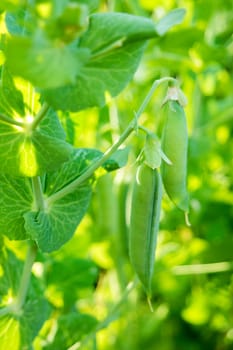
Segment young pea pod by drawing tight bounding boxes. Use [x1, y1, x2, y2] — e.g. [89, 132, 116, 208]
[161, 99, 189, 212]
[129, 164, 162, 295]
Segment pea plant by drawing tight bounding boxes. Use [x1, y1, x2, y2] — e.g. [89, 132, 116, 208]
[0, 1, 188, 349]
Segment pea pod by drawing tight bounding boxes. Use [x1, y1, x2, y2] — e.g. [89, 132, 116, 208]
[129, 164, 162, 295]
[161, 99, 189, 212]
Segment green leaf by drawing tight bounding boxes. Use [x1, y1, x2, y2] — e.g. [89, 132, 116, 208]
[19, 296, 50, 348]
[39, 108, 67, 140]
[6, 31, 91, 89]
[0, 297, 50, 350]
[44, 312, 97, 350]
[0, 66, 25, 116]
[0, 249, 22, 301]
[0, 147, 124, 244]
[156, 8, 186, 36]
[44, 148, 127, 196]
[42, 12, 158, 111]
[103, 147, 130, 171]
[79, 12, 157, 50]
[24, 149, 97, 252]
[0, 176, 33, 240]
[75, 0, 99, 12]
[0, 248, 50, 349]
[0, 108, 72, 176]
[46, 257, 99, 289]
[24, 185, 92, 252]
[0, 1, 20, 12]
[44, 148, 99, 195]
[5, 7, 35, 36]
[23, 146, 128, 252]
[39, 0, 98, 21]
[0, 316, 21, 350]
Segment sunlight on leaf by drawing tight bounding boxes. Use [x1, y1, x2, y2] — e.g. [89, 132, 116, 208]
[19, 140, 38, 177]
[0, 316, 21, 350]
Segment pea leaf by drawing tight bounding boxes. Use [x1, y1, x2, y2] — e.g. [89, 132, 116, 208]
[104, 147, 130, 171]
[0, 108, 72, 176]
[0, 1, 19, 12]
[44, 148, 99, 196]
[0, 147, 125, 244]
[44, 312, 97, 350]
[42, 12, 158, 111]
[0, 316, 21, 350]
[0, 249, 22, 300]
[46, 257, 99, 289]
[0, 175, 33, 240]
[24, 185, 92, 252]
[6, 32, 91, 89]
[0, 297, 50, 350]
[44, 148, 128, 196]
[5, 10, 186, 112]
[155, 8, 186, 36]
[0, 66, 25, 116]
[23, 146, 128, 252]
[5, 6, 36, 36]
[0, 248, 50, 350]
[23, 149, 96, 252]
[76, 0, 99, 12]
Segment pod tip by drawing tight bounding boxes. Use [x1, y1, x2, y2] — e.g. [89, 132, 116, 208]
[147, 295, 154, 313]
[185, 211, 191, 227]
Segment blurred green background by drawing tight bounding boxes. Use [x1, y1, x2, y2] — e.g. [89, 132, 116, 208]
[5, 0, 232, 348]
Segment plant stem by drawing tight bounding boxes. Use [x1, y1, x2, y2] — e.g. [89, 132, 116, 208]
[15, 241, 38, 311]
[138, 124, 152, 135]
[0, 305, 13, 317]
[0, 241, 38, 317]
[47, 120, 135, 205]
[0, 181, 43, 318]
[67, 280, 137, 350]
[12, 177, 44, 311]
[31, 102, 50, 130]
[0, 112, 24, 127]
[172, 261, 233, 275]
[47, 77, 178, 205]
[135, 77, 177, 117]
[31, 176, 45, 211]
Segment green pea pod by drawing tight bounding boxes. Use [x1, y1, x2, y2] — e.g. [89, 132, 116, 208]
[161, 99, 189, 212]
[129, 164, 162, 295]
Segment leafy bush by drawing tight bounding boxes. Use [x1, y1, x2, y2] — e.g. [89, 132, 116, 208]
[0, 1, 232, 349]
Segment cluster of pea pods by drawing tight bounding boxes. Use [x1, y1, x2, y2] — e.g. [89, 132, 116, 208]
[129, 86, 189, 298]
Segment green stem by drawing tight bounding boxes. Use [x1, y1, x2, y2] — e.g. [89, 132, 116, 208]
[0, 305, 13, 317]
[135, 77, 177, 117]
[31, 102, 50, 130]
[0, 241, 38, 317]
[47, 120, 135, 205]
[31, 176, 45, 211]
[0, 112, 24, 127]
[172, 261, 233, 275]
[0, 177, 43, 317]
[14, 241, 38, 311]
[47, 77, 178, 205]
[12, 177, 44, 312]
[138, 125, 152, 135]
[67, 280, 137, 350]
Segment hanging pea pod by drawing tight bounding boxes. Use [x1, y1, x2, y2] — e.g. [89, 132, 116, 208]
[129, 163, 162, 295]
[160, 97, 189, 213]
